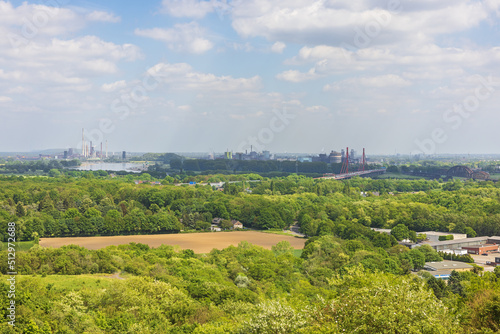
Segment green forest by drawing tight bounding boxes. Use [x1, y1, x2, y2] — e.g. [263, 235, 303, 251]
[1, 172, 500, 333]
[1, 172, 500, 240]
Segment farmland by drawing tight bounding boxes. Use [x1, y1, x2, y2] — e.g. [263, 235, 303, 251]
[40, 231, 306, 253]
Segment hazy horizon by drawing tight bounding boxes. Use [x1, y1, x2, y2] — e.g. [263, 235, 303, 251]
[3, 148, 500, 158]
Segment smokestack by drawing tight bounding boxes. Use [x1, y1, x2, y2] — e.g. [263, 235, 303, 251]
[82, 129, 84, 156]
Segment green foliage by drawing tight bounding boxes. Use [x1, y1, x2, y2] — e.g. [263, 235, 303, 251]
[464, 289, 500, 332]
[438, 252, 474, 263]
[327, 267, 455, 333]
[48, 169, 61, 178]
[240, 300, 307, 334]
[2, 172, 500, 332]
[414, 244, 442, 262]
[272, 241, 295, 256]
[424, 274, 450, 299]
[391, 224, 410, 241]
[0, 236, 497, 333]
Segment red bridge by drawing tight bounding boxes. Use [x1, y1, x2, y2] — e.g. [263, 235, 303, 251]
[315, 147, 386, 180]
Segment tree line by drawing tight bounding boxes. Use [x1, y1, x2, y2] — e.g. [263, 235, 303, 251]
[2, 174, 500, 241]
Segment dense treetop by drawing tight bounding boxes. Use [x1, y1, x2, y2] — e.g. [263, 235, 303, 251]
[1, 172, 500, 332]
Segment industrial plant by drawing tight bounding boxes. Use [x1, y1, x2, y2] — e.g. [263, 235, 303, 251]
[81, 128, 108, 160]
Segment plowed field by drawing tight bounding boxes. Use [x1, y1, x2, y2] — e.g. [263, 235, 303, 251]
[40, 231, 306, 253]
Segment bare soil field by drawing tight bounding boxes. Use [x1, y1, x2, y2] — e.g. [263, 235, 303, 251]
[39, 231, 306, 253]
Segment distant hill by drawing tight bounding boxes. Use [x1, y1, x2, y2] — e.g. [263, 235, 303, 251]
[0, 149, 68, 157]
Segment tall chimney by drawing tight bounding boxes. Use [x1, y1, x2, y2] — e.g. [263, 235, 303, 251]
[82, 129, 84, 156]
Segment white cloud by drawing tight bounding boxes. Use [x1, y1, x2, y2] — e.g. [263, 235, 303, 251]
[178, 105, 192, 111]
[229, 0, 496, 47]
[286, 45, 350, 65]
[135, 22, 213, 54]
[0, 3, 144, 129]
[0, 1, 123, 47]
[0, 96, 12, 102]
[271, 41, 286, 53]
[281, 43, 500, 86]
[0, 1, 83, 38]
[161, 0, 221, 18]
[306, 105, 328, 113]
[0, 1, 141, 92]
[276, 69, 318, 83]
[0, 36, 141, 86]
[85, 10, 121, 23]
[354, 75, 411, 88]
[101, 80, 127, 92]
[147, 62, 261, 92]
[324, 75, 411, 92]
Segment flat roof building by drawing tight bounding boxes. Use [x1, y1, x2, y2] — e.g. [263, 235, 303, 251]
[423, 261, 474, 279]
[424, 260, 474, 271]
[462, 244, 499, 255]
[422, 231, 467, 242]
[425, 237, 490, 251]
[441, 249, 468, 255]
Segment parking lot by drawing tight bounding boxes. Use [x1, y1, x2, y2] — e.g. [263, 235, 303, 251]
[470, 252, 499, 272]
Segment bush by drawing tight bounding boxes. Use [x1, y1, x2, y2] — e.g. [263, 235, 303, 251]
[438, 252, 474, 263]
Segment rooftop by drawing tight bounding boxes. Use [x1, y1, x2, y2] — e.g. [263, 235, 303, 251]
[424, 260, 473, 271]
[422, 231, 467, 237]
[425, 236, 489, 247]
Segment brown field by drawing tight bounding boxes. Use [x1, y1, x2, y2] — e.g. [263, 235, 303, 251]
[39, 231, 306, 253]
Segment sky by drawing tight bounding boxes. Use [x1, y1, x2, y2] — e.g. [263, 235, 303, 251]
[1, 0, 500, 155]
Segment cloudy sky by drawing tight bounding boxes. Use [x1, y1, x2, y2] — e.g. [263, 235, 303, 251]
[1, 0, 500, 154]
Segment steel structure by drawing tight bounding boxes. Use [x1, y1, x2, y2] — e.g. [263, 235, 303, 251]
[360, 148, 366, 172]
[340, 147, 367, 174]
[447, 165, 473, 178]
[472, 171, 490, 180]
[340, 147, 349, 174]
[446, 165, 490, 180]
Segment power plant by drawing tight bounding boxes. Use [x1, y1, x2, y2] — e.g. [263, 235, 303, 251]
[81, 128, 110, 159]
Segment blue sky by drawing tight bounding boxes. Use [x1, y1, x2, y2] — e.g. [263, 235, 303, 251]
[1, 0, 500, 155]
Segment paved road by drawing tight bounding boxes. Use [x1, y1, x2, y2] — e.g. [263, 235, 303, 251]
[289, 223, 306, 237]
